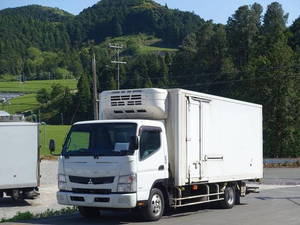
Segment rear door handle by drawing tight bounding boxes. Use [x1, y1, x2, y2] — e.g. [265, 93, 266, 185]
[158, 165, 164, 170]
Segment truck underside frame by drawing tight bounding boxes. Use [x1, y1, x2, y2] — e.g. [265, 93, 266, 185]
[171, 183, 235, 208]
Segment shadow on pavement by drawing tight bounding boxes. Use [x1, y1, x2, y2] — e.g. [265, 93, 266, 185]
[8, 202, 249, 225]
[0, 198, 31, 208]
[255, 196, 300, 206]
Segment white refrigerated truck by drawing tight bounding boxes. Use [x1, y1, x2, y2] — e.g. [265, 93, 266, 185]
[51, 88, 263, 221]
[0, 122, 40, 200]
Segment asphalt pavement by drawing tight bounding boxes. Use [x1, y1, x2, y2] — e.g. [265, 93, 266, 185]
[0, 160, 64, 219]
[0, 162, 299, 225]
[3, 186, 300, 225]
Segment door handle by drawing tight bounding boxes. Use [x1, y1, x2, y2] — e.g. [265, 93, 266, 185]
[158, 165, 164, 170]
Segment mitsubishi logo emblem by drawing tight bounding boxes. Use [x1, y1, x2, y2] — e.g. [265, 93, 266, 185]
[88, 179, 93, 184]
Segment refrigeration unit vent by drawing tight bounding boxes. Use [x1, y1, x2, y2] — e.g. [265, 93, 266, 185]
[100, 88, 168, 120]
[110, 94, 142, 107]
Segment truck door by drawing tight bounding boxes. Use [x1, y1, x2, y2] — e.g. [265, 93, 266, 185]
[186, 97, 201, 182]
[136, 126, 167, 201]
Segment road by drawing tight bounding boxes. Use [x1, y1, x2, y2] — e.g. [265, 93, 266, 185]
[3, 186, 300, 225]
[0, 160, 64, 219]
[0, 162, 299, 225]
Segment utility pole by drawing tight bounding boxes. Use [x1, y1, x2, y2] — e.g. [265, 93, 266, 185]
[92, 53, 99, 120]
[109, 43, 127, 90]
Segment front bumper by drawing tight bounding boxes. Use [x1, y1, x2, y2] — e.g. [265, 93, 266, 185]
[57, 191, 137, 208]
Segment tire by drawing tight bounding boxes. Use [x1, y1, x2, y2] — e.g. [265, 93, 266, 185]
[221, 186, 235, 209]
[141, 188, 165, 221]
[78, 206, 100, 218]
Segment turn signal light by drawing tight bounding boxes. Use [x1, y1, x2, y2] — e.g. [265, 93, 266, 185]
[192, 185, 198, 190]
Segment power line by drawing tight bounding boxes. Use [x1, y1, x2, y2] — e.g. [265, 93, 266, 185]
[97, 64, 300, 85]
[98, 72, 300, 86]
[109, 43, 127, 90]
[169, 74, 300, 89]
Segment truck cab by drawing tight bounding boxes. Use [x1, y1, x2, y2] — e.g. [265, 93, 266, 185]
[56, 119, 168, 215]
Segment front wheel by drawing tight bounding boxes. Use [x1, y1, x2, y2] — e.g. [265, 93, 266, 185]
[141, 188, 165, 221]
[78, 206, 100, 218]
[221, 186, 236, 209]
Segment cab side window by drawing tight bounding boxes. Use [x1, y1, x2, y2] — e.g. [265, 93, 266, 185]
[139, 129, 161, 160]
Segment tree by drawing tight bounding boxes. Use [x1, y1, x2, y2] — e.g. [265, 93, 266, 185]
[76, 73, 93, 120]
[289, 17, 300, 49]
[112, 19, 123, 37]
[36, 88, 50, 104]
[250, 2, 299, 157]
[50, 83, 64, 99]
[226, 3, 262, 69]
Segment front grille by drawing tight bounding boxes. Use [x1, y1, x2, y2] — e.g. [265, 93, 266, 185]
[70, 196, 84, 202]
[72, 188, 111, 194]
[69, 176, 114, 184]
[95, 197, 110, 202]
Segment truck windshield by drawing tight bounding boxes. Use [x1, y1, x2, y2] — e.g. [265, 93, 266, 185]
[62, 123, 137, 157]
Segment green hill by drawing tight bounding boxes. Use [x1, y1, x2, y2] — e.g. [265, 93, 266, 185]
[0, 0, 203, 80]
[75, 0, 204, 45]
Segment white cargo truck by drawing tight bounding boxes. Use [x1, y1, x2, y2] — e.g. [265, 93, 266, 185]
[0, 122, 40, 200]
[51, 88, 263, 221]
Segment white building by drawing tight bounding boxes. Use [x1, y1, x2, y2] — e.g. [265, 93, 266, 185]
[0, 111, 24, 122]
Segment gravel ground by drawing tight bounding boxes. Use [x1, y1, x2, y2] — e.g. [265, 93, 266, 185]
[0, 161, 299, 220]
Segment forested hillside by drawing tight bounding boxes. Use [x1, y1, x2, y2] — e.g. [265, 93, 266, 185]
[0, 0, 299, 157]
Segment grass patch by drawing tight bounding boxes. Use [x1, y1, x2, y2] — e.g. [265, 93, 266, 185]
[101, 34, 178, 55]
[139, 45, 178, 54]
[39, 125, 71, 156]
[3, 94, 38, 114]
[0, 79, 77, 93]
[0, 207, 77, 223]
[264, 160, 300, 168]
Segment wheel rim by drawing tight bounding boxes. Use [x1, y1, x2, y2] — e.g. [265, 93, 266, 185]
[150, 193, 162, 217]
[226, 188, 234, 205]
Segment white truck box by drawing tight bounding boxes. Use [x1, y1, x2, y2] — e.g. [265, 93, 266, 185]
[166, 89, 263, 186]
[0, 122, 39, 191]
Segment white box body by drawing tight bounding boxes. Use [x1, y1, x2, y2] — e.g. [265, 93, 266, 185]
[166, 89, 263, 186]
[0, 122, 39, 189]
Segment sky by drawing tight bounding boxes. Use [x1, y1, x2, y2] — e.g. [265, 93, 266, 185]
[0, 0, 299, 25]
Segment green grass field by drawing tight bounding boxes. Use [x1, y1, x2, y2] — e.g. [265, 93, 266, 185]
[39, 125, 71, 156]
[139, 45, 178, 54]
[102, 34, 178, 55]
[0, 79, 77, 93]
[0, 79, 78, 114]
[3, 94, 38, 114]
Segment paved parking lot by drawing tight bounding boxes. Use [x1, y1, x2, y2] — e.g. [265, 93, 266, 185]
[3, 186, 300, 225]
[0, 161, 299, 223]
[0, 160, 63, 219]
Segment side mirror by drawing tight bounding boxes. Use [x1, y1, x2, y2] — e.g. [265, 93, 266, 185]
[129, 136, 139, 151]
[49, 139, 56, 153]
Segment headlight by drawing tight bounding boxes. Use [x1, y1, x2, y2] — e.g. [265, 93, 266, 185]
[117, 174, 136, 193]
[58, 174, 68, 191]
[58, 174, 67, 182]
[58, 181, 68, 191]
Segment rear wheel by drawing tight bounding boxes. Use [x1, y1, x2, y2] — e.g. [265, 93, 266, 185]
[141, 188, 165, 221]
[78, 206, 100, 218]
[221, 186, 235, 209]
